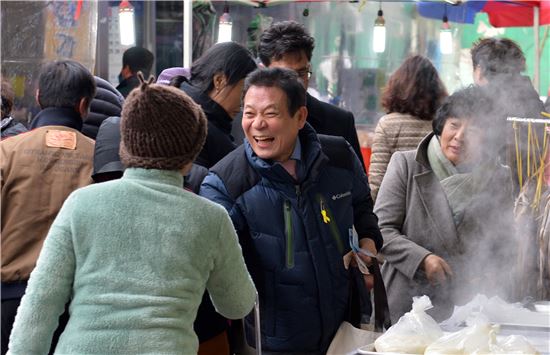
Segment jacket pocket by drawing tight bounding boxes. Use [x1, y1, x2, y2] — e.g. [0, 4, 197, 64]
[283, 200, 294, 269]
[318, 194, 345, 254]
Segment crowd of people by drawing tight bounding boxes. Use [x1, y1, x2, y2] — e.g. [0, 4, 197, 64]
[1, 20, 548, 355]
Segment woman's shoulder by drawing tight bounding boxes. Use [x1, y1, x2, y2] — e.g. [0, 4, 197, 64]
[378, 112, 421, 124]
[185, 191, 232, 219]
[377, 113, 431, 134]
[387, 148, 427, 176]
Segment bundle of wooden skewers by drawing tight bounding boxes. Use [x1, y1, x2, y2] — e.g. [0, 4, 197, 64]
[510, 111, 550, 300]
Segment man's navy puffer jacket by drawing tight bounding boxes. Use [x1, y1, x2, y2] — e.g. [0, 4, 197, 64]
[200, 123, 382, 353]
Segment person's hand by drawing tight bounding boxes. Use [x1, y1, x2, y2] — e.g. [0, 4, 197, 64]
[422, 254, 453, 286]
[358, 238, 378, 266]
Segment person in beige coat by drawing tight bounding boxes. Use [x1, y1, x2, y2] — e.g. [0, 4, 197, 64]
[375, 86, 517, 324]
[1, 60, 96, 354]
[369, 55, 447, 201]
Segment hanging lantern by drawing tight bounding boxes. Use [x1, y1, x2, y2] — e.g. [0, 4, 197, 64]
[372, 6, 386, 53]
[119, 0, 135, 46]
[217, 4, 232, 43]
[440, 15, 453, 54]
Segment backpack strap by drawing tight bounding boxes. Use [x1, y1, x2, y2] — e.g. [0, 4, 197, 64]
[210, 145, 260, 201]
[317, 134, 355, 171]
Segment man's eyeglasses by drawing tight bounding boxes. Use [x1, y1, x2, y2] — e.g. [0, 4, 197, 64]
[296, 67, 312, 79]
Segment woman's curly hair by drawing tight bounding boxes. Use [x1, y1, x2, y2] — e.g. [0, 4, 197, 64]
[381, 55, 448, 121]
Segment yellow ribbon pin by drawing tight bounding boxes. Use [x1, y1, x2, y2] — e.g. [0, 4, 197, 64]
[321, 209, 331, 224]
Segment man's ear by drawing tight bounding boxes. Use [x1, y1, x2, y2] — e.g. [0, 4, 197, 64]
[296, 106, 308, 129]
[77, 97, 91, 119]
[473, 66, 487, 85]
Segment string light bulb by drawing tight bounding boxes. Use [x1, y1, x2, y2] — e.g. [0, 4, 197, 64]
[440, 15, 453, 54]
[217, 3, 232, 43]
[372, 2, 386, 53]
[119, 0, 135, 46]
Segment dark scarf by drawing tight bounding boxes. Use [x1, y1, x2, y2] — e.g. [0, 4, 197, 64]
[30, 107, 83, 132]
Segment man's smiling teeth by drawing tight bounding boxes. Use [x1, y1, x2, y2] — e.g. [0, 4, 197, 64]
[254, 136, 274, 142]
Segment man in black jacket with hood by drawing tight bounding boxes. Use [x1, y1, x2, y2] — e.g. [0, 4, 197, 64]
[256, 21, 365, 170]
[471, 38, 545, 191]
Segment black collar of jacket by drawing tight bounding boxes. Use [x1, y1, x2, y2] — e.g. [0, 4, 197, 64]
[117, 75, 140, 89]
[180, 82, 233, 135]
[30, 107, 83, 131]
[305, 92, 324, 130]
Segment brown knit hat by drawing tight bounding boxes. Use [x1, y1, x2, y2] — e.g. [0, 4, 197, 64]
[119, 73, 207, 170]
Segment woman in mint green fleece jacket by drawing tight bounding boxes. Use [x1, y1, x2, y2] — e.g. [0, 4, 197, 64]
[8, 77, 257, 354]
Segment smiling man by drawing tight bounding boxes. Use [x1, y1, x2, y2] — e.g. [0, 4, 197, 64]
[200, 68, 382, 355]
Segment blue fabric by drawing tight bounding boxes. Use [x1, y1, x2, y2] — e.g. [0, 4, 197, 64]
[1, 282, 27, 300]
[274, 138, 303, 181]
[200, 123, 380, 353]
[417, 1, 486, 23]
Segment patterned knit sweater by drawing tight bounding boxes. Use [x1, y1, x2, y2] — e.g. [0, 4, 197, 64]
[368, 113, 433, 201]
[8, 168, 256, 355]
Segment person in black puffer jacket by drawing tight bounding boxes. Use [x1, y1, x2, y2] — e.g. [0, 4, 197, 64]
[83, 76, 124, 140]
[1, 78, 27, 139]
[471, 38, 545, 193]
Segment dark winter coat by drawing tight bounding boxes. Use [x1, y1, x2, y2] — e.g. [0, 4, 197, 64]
[375, 133, 516, 324]
[481, 74, 545, 191]
[200, 123, 382, 353]
[179, 82, 236, 169]
[92, 116, 124, 182]
[83, 77, 124, 139]
[116, 74, 140, 98]
[306, 93, 365, 169]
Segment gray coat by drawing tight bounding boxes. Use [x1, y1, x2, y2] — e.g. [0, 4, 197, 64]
[375, 133, 516, 324]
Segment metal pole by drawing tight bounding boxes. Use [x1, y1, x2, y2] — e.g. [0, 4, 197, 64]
[183, 0, 193, 68]
[534, 5, 540, 93]
[144, 1, 156, 73]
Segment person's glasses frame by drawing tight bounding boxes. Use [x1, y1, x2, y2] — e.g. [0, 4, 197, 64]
[296, 66, 313, 79]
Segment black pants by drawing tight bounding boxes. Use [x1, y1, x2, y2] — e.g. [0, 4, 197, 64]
[1, 298, 69, 355]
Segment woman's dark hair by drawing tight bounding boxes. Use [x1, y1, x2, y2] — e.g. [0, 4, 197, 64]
[433, 85, 493, 135]
[471, 38, 525, 80]
[381, 55, 448, 121]
[243, 68, 305, 117]
[187, 42, 257, 93]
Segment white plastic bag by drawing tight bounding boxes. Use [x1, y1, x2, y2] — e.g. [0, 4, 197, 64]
[424, 318, 498, 355]
[374, 295, 443, 354]
[490, 335, 540, 354]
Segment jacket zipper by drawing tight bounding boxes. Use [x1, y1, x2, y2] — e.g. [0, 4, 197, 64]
[295, 185, 301, 208]
[283, 200, 294, 269]
[318, 195, 344, 254]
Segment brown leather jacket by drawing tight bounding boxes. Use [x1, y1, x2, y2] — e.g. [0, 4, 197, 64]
[1, 125, 94, 282]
